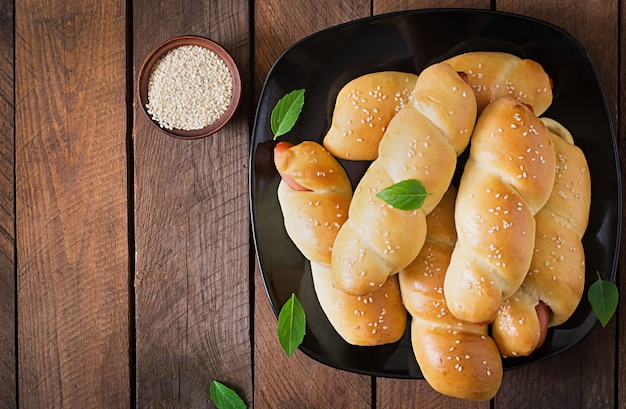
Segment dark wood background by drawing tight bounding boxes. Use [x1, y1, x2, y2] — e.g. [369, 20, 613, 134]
[0, 0, 622, 407]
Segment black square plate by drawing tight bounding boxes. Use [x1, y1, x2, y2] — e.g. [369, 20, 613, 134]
[250, 8, 621, 378]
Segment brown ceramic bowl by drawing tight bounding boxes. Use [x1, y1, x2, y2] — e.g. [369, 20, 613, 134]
[136, 35, 242, 139]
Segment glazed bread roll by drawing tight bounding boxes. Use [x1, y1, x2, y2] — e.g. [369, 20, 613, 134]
[443, 96, 556, 324]
[331, 62, 477, 296]
[311, 261, 407, 346]
[276, 141, 407, 346]
[443, 51, 553, 115]
[275, 141, 352, 265]
[492, 118, 591, 357]
[323, 71, 418, 161]
[399, 187, 503, 401]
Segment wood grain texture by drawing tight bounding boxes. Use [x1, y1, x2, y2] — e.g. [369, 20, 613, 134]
[253, 1, 371, 105]
[493, 1, 619, 408]
[252, 1, 374, 407]
[497, 0, 619, 127]
[1, 0, 620, 407]
[0, 1, 15, 408]
[254, 268, 372, 409]
[618, 1, 626, 408]
[374, 0, 490, 14]
[377, 378, 489, 409]
[14, 1, 129, 407]
[133, 0, 252, 407]
[497, 328, 615, 408]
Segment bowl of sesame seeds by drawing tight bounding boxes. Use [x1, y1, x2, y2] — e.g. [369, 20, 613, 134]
[137, 35, 241, 139]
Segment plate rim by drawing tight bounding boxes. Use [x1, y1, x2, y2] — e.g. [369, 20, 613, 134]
[249, 7, 622, 379]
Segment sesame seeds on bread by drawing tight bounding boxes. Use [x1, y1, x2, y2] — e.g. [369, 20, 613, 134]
[276, 141, 352, 265]
[443, 97, 556, 325]
[331, 63, 477, 297]
[311, 261, 407, 347]
[399, 187, 503, 401]
[491, 119, 591, 357]
[443, 51, 553, 116]
[322, 71, 418, 161]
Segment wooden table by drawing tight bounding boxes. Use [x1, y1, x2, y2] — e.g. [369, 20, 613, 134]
[1, 0, 623, 407]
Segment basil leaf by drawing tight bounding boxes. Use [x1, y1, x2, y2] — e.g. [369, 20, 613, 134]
[270, 89, 305, 140]
[277, 293, 306, 356]
[588, 271, 619, 327]
[376, 179, 431, 210]
[210, 380, 247, 409]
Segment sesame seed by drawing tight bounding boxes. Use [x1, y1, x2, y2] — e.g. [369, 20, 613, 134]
[146, 45, 233, 131]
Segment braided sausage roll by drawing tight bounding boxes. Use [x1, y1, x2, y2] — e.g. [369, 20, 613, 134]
[491, 118, 591, 357]
[443, 96, 556, 325]
[443, 51, 553, 115]
[275, 140, 352, 265]
[400, 187, 503, 401]
[275, 140, 407, 346]
[330, 62, 477, 296]
[323, 71, 418, 161]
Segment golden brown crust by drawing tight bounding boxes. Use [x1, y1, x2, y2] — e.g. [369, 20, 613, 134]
[331, 63, 477, 296]
[274, 140, 352, 195]
[322, 71, 418, 161]
[278, 182, 351, 265]
[492, 119, 591, 357]
[400, 187, 503, 400]
[443, 51, 553, 115]
[492, 289, 542, 357]
[443, 97, 556, 324]
[330, 160, 428, 295]
[276, 141, 352, 264]
[311, 262, 407, 346]
[377, 107, 458, 213]
[276, 141, 408, 346]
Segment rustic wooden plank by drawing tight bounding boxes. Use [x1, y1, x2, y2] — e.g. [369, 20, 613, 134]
[377, 379, 489, 409]
[620, 0, 626, 406]
[132, 1, 252, 407]
[499, 328, 615, 408]
[14, 1, 130, 407]
[254, 269, 372, 408]
[0, 1, 15, 408]
[493, 1, 619, 407]
[498, 0, 619, 126]
[374, 0, 491, 14]
[253, 1, 374, 407]
[253, 1, 371, 102]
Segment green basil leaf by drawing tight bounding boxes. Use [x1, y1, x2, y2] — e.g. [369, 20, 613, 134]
[270, 89, 305, 140]
[210, 380, 247, 409]
[375, 179, 431, 210]
[277, 293, 306, 356]
[588, 271, 619, 327]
